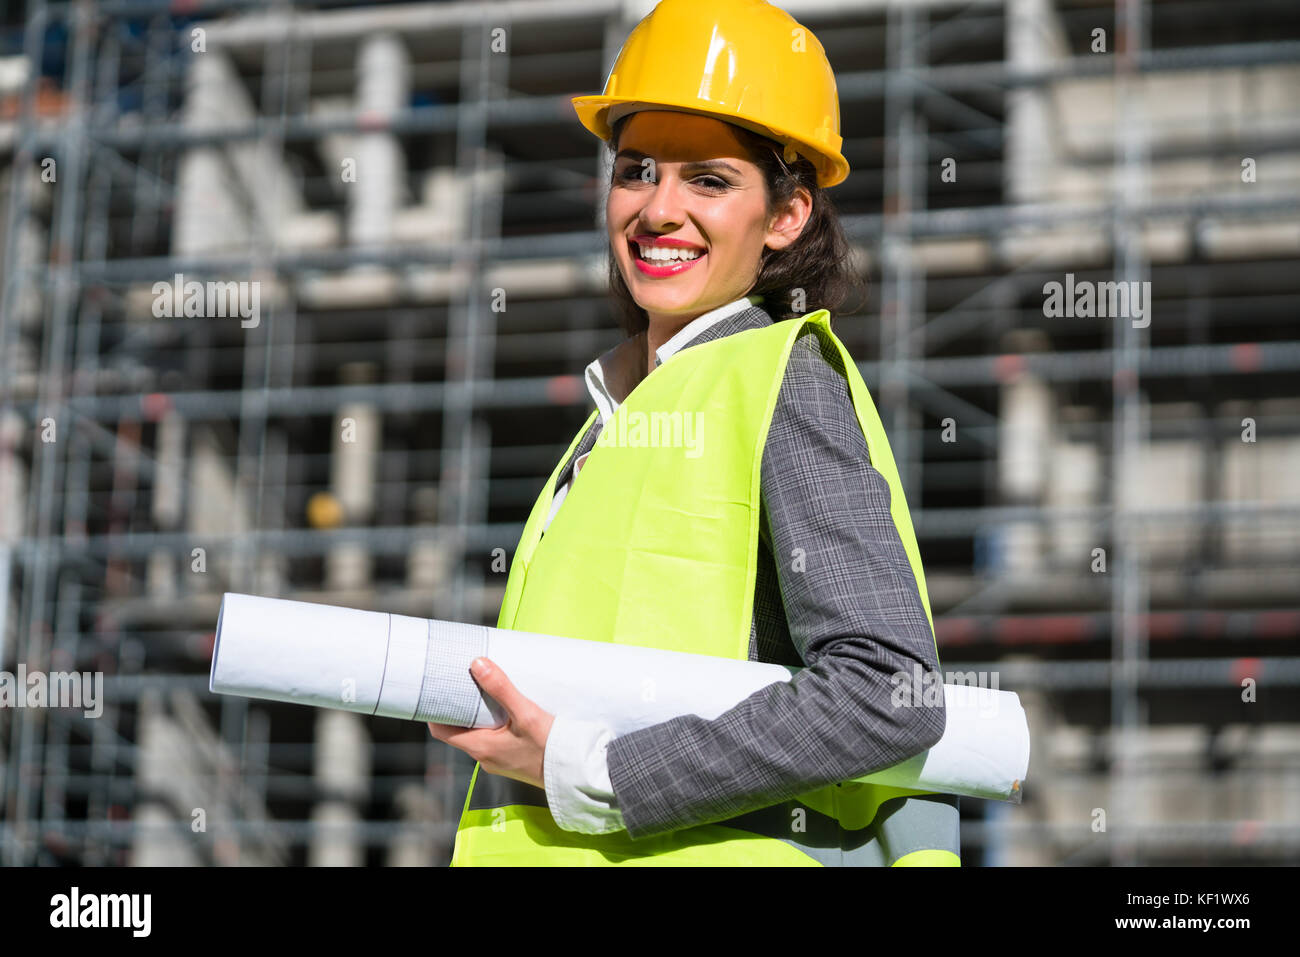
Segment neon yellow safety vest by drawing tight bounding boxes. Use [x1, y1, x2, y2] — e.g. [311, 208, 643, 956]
[451, 310, 959, 866]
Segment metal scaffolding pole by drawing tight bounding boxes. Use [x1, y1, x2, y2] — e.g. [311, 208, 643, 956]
[881, 0, 924, 523]
[6, 0, 96, 868]
[426, 14, 508, 861]
[1109, 0, 1152, 868]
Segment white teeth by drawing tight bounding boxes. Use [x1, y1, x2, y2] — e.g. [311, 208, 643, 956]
[637, 243, 703, 262]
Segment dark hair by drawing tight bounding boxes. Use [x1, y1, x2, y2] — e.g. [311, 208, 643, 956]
[604, 113, 866, 336]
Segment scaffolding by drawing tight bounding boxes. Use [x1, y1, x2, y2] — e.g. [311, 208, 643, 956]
[1, 0, 1298, 866]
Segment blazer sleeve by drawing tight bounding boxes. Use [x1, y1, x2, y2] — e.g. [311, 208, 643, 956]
[603, 329, 947, 839]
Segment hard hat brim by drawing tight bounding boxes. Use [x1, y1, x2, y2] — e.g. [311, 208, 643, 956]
[572, 94, 849, 189]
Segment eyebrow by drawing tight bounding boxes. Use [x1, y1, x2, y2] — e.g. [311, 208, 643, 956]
[614, 149, 743, 177]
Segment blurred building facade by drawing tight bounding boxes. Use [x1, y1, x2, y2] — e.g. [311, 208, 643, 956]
[0, 0, 1298, 866]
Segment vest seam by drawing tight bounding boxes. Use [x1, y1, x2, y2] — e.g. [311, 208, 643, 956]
[740, 312, 830, 660]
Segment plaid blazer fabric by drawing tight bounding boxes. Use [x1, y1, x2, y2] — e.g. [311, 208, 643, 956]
[544, 302, 948, 844]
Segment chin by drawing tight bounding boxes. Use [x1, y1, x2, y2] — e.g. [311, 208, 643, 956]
[626, 276, 701, 307]
[632, 292, 701, 316]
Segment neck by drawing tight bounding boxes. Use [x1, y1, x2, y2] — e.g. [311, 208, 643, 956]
[640, 294, 757, 375]
[644, 313, 690, 376]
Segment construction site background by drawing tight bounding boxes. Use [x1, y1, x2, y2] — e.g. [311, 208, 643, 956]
[1, 0, 1298, 866]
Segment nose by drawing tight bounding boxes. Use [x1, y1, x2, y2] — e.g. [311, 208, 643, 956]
[637, 166, 688, 233]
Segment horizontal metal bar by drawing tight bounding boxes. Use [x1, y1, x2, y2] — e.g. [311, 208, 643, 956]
[13, 40, 1299, 153]
[940, 657, 1300, 689]
[957, 820, 1300, 850]
[938, 610, 1300, 647]
[861, 341, 1300, 388]
[10, 192, 1298, 282]
[841, 40, 1300, 97]
[6, 499, 1300, 563]
[6, 339, 1300, 423]
[0, 818, 461, 843]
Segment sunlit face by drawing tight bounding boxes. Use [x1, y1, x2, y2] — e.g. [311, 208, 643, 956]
[607, 110, 809, 326]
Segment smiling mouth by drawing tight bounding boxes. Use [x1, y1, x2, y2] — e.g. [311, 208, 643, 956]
[628, 239, 707, 271]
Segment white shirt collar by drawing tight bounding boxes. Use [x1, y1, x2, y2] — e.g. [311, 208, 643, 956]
[584, 294, 763, 425]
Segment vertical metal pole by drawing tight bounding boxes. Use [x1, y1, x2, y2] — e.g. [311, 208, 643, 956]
[437, 18, 494, 626]
[8, 0, 94, 867]
[881, 2, 918, 513]
[0, 0, 50, 721]
[1109, 0, 1150, 867]
[220, 0, 301, 862]
[431, 10, 505, 863]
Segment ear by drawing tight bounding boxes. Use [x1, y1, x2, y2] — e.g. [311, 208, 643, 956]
[764, 185, 813, 253]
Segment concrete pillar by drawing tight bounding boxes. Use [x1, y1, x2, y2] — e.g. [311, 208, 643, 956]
[147, 409, 185, 600]
[326, 362, 380, 592]
[386, 783, 439, 866]
[131, 692, 203, 866]
[188, 427, 249, 588]
[1005, 0, 1070, 204]
[349, 33, 410, 251]
[1047, 407, 1100, 570]
[997, 332, 1054, 579]
[407, 485, 450, 590]
[1116, 403, 1204, 562]
[309, 709, 371, 867]
[0, 411, 27, 668]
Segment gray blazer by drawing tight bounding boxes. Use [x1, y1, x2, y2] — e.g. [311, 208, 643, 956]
[542, 302, 952, 858]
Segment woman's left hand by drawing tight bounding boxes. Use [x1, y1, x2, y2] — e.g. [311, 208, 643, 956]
[428, 657, 554, 791]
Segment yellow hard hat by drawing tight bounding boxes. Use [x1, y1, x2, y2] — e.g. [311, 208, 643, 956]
[571, 0, 849, 189]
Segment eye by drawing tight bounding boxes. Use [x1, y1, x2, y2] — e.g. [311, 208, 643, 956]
[693, 175, 729, 191]
[612, 167, 730, 191]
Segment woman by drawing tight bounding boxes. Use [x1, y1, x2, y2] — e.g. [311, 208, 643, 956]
[429, 0, 957, 866]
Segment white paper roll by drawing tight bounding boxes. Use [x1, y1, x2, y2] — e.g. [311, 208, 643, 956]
[210, 592, 1030, 802]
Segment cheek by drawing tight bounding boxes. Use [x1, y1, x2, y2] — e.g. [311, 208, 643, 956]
[699, 206, 766, 262]
[606, 192, 636, 231]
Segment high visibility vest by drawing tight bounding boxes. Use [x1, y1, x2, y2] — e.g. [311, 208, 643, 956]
[451, 310, 960, 866]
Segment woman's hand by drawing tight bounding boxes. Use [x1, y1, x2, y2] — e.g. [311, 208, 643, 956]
[427, 657, 554, 791]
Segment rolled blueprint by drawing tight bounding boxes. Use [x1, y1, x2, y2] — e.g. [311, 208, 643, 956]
[210, 592, 1030, 802]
